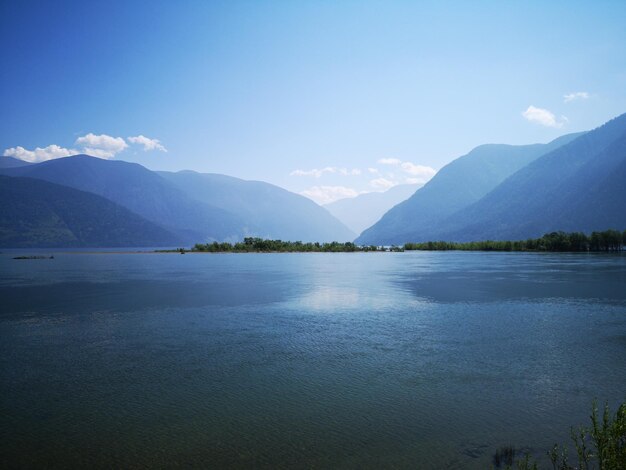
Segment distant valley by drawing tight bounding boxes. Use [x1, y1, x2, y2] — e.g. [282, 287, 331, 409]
[324, 184, 421, 236]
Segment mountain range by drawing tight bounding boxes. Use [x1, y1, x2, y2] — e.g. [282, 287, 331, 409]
[425, 113, 626, 241]
[2, 112, 625, 248]
[356, 132, 585, 245]
[0, 156, 354, 247]
[1, 155, 247, 244]
[0, 175, 179, 247]
[158, 170, 355, 242]
[0, 157, 32, 169]
[358, 113, 626, 244]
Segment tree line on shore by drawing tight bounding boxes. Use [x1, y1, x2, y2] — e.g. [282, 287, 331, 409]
[188, 230, 625, 253]
[192, 238, 402, 253]
[404, 230, 626, 252]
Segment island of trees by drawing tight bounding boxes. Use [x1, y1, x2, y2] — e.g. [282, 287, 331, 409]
[191, 238, 401, 253]
[184, 230, 625, 254]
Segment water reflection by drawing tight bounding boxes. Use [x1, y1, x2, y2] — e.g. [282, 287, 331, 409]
[395, 251, 626, 303]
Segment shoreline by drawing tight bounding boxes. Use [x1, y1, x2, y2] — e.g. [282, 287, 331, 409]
[3, 249, 625, 256]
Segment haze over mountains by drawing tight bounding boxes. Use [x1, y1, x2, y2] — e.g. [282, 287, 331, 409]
[425, 113, 626, 241]
[0, 156, 354, 247]
[324, 184, 422, 235]
[358, 113, 626, 245]
[356, 132, 585, 245]
[158, 171, 355, 242]
[1, 156, 247, 244]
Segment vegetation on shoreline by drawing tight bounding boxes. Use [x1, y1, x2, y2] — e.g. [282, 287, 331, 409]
[169, 230, 626, 254]
[405, 230, 626, 253]
[494, 401, 625, 469]
[191, 237, 403, 253]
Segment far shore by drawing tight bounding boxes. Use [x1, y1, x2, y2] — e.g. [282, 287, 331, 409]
[3, 229, 625, 255]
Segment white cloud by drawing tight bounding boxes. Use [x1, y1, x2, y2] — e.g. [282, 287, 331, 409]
[522, 106, 566, 128]
[563, 91, 589, 103]
[4, 132, 167, 162]
[300, 185, 361, 205]
[373, 158, 436, 184]
[75, 133, 128, 159]
[378, 157, 401, 165]
[400, 162, 436, 183]
[3, 144, 77, 163]
[128, 135, 167, 152]
[370, 177, 397, 190]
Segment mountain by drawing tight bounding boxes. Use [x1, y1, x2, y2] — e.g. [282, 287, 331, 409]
[0, 176, 180, 248]
[324, 184, 421, 236]
[0, 156, 32, 169]
[356, 132, 585, 245]
[158, 171, 356, 242]
[427, 113, 626, 241]
[0, 155, 247, 244]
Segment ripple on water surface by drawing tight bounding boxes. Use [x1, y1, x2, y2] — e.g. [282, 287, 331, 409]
[1, 251, 625, 469]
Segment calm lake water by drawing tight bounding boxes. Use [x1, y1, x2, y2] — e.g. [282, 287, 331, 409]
[1, 251, 625, 469]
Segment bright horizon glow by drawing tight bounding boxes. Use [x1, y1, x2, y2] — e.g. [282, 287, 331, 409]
[1, 1, 625, 204]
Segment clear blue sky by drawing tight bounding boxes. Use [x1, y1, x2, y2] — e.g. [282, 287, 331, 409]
[1, 1, 625, 203]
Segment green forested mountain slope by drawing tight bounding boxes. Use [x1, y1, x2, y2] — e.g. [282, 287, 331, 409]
[0, 176, 180, 247]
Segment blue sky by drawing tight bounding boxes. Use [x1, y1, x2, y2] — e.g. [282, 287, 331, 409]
[1, 1, 625, 203]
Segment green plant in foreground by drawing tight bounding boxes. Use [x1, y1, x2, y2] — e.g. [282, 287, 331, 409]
[589, 401, 626, 469]
[494, 401, 625, 470]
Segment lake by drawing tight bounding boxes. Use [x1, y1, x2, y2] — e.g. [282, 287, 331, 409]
[1, 251, 625, 469]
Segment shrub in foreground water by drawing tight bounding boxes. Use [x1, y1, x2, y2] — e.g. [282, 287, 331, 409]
[494, 401, 625, 470]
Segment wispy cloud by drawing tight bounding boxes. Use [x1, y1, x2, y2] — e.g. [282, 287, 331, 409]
[290, 167, 337, 178]
[522, 106, 567, 128]
[300, 185, 361, 205]
[370, 177, 396, 190]
[3, 144, 77, 163]
[128, 135, 167, 152]
[563, 91, 589, 103]
[291, 159, 435, 200]
[400, 162, 436, 181]
[290, 166, 361, 178]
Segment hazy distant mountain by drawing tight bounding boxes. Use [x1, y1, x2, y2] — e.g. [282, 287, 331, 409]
[324, 184, 421, 235]
[1, 155, 246, 243]
[356, 132, 584, 245]
[428, 113, 626, 241]
[158, 171, 356, 242]
[0, 156, 31, 169]
[0, 176, 180, 248]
